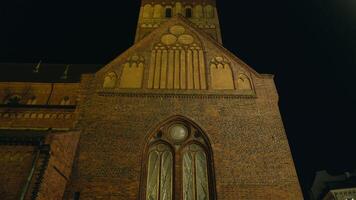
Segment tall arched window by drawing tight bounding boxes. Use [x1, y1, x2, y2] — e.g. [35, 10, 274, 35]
[183, 144, 209, 200]
[142, 117, 216, 200]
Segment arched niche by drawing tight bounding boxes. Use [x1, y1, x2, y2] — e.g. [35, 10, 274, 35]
[153, 4, 163, 18]
[237, 74, 252, 90]
[210, 57, 235, 90]
[204, 5, 214, 18]
[174, 2, 182, 15]
[141, 115, 216, 200]
[142, 4, 153, 18]
[194, 5, 203, 18]
[103, 72, 117, 89]
[119, 55, 145, 89]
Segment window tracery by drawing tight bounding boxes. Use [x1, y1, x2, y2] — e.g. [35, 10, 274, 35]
[183, 144, 209, 200]
[142, 117, 215, 200]
[146, 144, 173, 200]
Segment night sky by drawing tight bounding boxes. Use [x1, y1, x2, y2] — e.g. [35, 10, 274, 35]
[1, 0, 356, 198]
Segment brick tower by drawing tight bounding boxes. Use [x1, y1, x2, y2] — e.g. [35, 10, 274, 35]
[0, 0, 304, 199]
[135, 0, 222, 43]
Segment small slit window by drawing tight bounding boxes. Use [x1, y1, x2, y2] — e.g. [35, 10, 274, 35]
[185, 8, 192, 18]
[73, 192, 80, 200]
[165, 8, 172, 18]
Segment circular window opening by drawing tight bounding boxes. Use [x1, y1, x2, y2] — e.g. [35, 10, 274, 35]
[169, 124, 188, 143]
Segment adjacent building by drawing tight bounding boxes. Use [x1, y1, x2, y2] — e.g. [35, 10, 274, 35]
[311, 170, 356, 200]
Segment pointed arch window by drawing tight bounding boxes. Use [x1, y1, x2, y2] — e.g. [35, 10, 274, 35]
[143, 118, 216, 200]
[183, 144, 209, 200]
[146, 144, 173, 200]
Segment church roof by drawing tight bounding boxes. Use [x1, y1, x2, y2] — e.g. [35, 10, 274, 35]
[0, 63, 102, 83]
[0, 16, 268, 85]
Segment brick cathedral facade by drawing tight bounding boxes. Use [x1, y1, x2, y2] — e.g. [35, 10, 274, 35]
[0, 0, 303, 199]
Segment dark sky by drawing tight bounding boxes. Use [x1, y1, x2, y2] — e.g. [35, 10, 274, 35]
[1, 0, 356, 198]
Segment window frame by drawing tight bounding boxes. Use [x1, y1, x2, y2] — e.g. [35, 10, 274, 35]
[165, 7, 173, 18]
[140, 117, 216, 200]
[185, 7, 192, 18]
[146, 142, 174, 200]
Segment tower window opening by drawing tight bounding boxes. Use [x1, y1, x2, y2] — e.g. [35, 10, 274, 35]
[73, 192, 80, 200]
[185, 8, 192, 18]
[165, 8, 172, 18]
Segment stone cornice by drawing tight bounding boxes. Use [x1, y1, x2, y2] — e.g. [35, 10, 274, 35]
[97, 89, 257, 99]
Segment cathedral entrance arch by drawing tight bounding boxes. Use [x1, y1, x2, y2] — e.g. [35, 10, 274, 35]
[140, 116, 216, 200]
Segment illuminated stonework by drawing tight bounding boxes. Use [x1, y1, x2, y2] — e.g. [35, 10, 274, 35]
[136, 0, 222, 43]
[0, 0, 303, 199]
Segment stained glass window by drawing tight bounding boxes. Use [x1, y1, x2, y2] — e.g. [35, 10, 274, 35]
[146, 144, 173, 200]
[183, 144, 209, 200]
